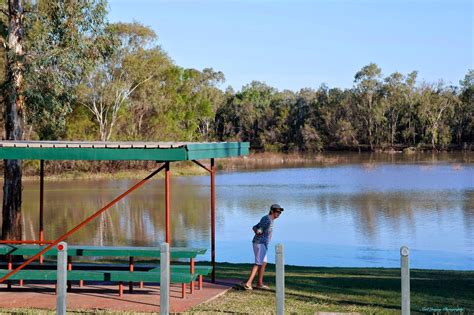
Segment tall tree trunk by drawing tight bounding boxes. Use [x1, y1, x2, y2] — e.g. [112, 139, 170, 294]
[2, 0, 24, 240]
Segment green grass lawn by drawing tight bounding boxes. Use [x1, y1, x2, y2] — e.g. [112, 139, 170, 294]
[191, 263, 474, 314]
[0, 263, 471, 314]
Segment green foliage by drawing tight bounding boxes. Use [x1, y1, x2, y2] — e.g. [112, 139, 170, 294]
[0, 3, 470, 151]
[65, 105, 98, 140]
[417, 82, 456, 149]
[23, 0, 109, 139]
[213, 65, 471, 152]
[454, 70, 474, 145]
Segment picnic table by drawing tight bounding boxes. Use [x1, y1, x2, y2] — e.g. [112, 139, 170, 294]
[0, 244, 211, 298]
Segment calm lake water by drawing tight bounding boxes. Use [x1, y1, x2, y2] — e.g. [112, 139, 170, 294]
[6, 152, 474, 270]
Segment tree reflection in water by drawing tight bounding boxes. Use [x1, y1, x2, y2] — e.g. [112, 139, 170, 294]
[2, 152, 473, 268]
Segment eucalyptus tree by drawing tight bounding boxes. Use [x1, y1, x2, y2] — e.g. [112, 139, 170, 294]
[398, 71, 419, 145]
[0, 0, 109, 239]
[214, 86, 239, 141]
[287, 88, 316, 150]
[228, 81, 276, 148]
[418, 82, 456, 149]
[24, 0, 109, 139]
[320, 88, 358, 148]
[353, 63, 384, 150]
[79, 22, 160, 141]
[260, 89, 294, 151]
[454, 70, 474, 144]
[300, 85, 329, 152]
[173, 67, 225, 141]
[195, 68, 225, 140]
[115, 47, 176, 140]
[1, 0, 24, 240]
[381, 71, 419, 146]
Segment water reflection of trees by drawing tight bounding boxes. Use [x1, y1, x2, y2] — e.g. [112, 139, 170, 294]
[462, 190, 474, 248]
[291, 191, 465, 242]
[16, 179, 212, 248]
[4, 172, 473, 250]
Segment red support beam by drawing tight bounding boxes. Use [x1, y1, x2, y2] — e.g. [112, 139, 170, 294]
[39, 160, 44, 264]
[0, 164, 166, 284]
[165, 162, 171, 244]
[211, 158, 216, 283]
[192, 160, 211, 173]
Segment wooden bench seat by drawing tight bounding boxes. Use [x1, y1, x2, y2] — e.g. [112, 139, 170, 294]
[0, 269, 196, 296]
[151, 265, 212, 276]
[0, 245, 206, 259]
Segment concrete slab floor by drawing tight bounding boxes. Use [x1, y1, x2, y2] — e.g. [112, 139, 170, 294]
[0, 279, 240, 313]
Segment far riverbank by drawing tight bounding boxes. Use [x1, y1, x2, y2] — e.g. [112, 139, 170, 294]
[14, 150, 474, 181]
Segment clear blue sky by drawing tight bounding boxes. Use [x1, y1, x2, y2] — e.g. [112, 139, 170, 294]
[108, 0, 473, 91]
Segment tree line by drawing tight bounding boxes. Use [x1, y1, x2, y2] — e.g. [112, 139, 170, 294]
[217, 66, 473, 152]
[0, 1, 472, 154]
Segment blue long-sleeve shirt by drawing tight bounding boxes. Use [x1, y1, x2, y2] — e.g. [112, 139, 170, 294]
[252, 214, 273, 247]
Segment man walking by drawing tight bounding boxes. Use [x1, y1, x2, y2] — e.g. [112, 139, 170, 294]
[243, 204, 284, 290]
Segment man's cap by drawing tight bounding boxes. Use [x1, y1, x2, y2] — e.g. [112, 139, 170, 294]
[270, 204, 284, 211]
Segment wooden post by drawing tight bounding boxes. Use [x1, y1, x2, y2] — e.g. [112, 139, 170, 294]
[276, 244, 285, 315]
[160, 242, 170, 315]
[57, 242, 67, 315]
[401, 246, 410, 315]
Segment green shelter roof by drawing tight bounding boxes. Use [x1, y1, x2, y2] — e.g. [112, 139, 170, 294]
[0, 141, 249, 161]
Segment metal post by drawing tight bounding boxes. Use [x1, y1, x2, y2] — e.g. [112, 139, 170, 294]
[190, 258, 195, 293]
[276, 244, 285, 315]
[7, 255, 11, 290]
[210, 158, 216, 283]
[129, 256, 134, 292]
[165, 162, 170, 244]
[400, 246, 410, 315]
[160, 242, 170, 315]
[57, 242, 67, 315]
[39, 160, 44, 263]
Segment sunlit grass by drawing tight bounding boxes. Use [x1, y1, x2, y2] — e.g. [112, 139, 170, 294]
[0, 263, 471, 314]
[191, 263, 474, 314]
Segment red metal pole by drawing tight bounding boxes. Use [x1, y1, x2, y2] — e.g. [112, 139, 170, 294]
[67, 256, 72, 291]
[211, 158, 216, 283]
[0, 164, 166, 284]
[7, 255, 11, 289]
[190, 257, 195, 293]
[129, 256, 134, 293]
[165, 162, 170, 244]
[39, 160, 44, 264]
